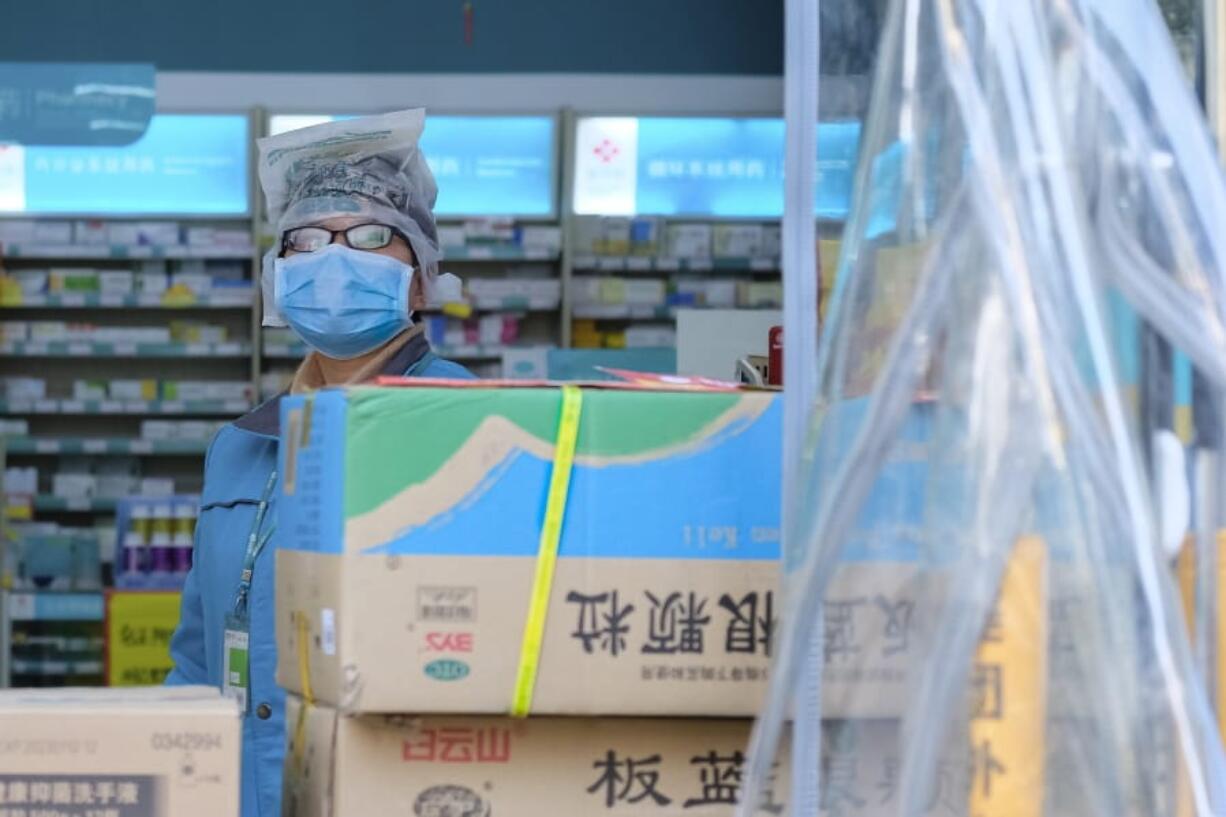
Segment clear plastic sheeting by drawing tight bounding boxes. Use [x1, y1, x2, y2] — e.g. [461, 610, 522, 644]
[742, 0, 1226, 815]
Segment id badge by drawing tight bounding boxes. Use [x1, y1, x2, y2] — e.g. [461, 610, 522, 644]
[222, 614, 251, 715]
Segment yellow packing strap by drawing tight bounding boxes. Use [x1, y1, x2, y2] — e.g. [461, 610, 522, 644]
[510, 385, 583, 717]
[290, 610, 315, 773]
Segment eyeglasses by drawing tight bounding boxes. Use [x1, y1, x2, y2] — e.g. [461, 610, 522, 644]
[281, 223, 406, 254]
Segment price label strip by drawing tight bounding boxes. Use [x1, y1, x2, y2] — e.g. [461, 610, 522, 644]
[510, 385, 583, 718]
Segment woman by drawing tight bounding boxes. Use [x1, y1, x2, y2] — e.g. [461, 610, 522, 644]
[167, 110, 472, 817]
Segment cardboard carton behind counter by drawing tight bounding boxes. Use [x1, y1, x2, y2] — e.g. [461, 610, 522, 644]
[285, 698, 793, 817]
[275, 382, 783, 716]
[0, 686, 240, 817]
[285, 699, 956, 817]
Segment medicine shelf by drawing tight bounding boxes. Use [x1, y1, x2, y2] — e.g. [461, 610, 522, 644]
[15, 533, 104, 550]
[572, 304, 782, 321]
[465, 297, 562, 312]
[0, 341, 252, 358]
[442, 245, 560, 262]
[0, 292, 254, 309]
[572, 255, 780, 273]
[263, 343, 520, 361]
[10, 659, 104, 676]
[0, 243, 254, 260]
[572, 305, 676, 320]
[0, 398, 251, 416]
[29, 496, 119, 513]
[6, 591, 105, 622]
[6, 437, 210, 456]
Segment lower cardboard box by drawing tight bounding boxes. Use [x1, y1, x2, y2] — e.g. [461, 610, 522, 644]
[283, 698, 943, 817]
[0, 686, 241, 817]
[283, 698, 784, 817]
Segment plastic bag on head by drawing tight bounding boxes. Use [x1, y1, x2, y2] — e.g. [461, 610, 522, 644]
[256, 109, 447, 327]
[740, 0, 1226, 816]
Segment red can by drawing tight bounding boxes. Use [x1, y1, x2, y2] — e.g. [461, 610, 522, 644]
[768, 326, 783, 386]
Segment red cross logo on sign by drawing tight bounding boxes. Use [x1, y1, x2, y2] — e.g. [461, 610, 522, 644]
[593, 139, 620, 164]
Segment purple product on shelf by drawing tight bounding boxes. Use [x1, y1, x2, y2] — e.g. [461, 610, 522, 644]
[122, 505, 151, 577]
[172, 499, 196, 574]
[148, 501, 175, 574]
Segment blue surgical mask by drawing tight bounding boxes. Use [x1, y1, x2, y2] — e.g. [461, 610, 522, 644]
[274, 244, 413, 360]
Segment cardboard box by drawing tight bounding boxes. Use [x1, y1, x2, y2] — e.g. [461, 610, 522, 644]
[500, 347, 549, 380]
[629, 217, 663, 255]
[111, 380, 159, 401]
[135, 273, 169, 295]
[0, 686, 240, 817]
[625, 325, 678, 348]
[665, 224, 713, 260]
[600, 217, 632, 255]
[761, 225, 782, 258]
[49, 269, 100, 294]
[514, 225, 562, 253]
[74, 220, 111, 245]
[276, 384, 782, 716]
[34, 221, 74, 245]
[737, 282, 784, 309]
[570, 217, 605, 255]
[625, 279, 668, 306]
[437, 226, 467, 249]
[282, 701, 954, 817]
[1, 321, 30, 342]
[713, 224, 764, 259]
[109, 222, 181, 247]
[284, 699, 794, 817]
[99, 270, 135, 296]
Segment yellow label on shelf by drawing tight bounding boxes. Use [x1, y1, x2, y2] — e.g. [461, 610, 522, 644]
[160, 285, 199, 307]
[106, 591, 182, 687]
[969, 536, 1047, 817]
[4, 501, 32, 521]
[0, 277, 23, 306]
[441, 302, 473, 319]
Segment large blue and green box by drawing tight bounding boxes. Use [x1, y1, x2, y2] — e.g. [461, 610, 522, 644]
[275, 382, 784, 716]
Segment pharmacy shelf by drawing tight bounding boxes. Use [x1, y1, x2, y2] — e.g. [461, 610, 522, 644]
[443, 245, 560, 262]
[6, 591, 104, 622]
[16, 532, 104, 550]
[572, 304, 676, 320]
[10, 659, 104, 676]
[465, 297, 562, 312]
[0, 340, 251, 358]
[0, 398, 251, 416]
[572, 255, 780, 273]
[441, 345, 526, 360]
[0, 243, 254, 260]
[572, 304, 783, 320]
[262, 343, 309, 359]
[0, 292, 254, 309]
[264, 342, 517, 361]
[6, 437, 210, 456]
[30, 496, 119, 513]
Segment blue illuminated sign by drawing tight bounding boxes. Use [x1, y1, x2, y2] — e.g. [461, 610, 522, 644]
[269, 114, 557, 217]
[573, 117, 861, 219]
[0, 114, 250, 215]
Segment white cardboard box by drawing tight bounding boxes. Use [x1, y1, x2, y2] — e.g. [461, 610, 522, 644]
[0, 686, 240, 817]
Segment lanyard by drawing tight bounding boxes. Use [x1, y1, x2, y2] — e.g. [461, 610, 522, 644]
[232, 469, 279, 620]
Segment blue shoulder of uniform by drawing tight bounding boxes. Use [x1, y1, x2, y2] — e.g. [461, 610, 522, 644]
[422, 358, 477, 380]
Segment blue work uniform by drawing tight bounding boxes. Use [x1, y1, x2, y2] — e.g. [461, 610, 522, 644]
[166, 333, 473, 817]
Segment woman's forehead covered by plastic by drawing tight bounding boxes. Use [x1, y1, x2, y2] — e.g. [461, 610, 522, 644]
[257, 109, 441, 276]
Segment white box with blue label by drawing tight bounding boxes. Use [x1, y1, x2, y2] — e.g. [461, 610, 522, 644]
[274, 381, 784, 716]
[0, 686, 240, 817]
